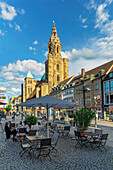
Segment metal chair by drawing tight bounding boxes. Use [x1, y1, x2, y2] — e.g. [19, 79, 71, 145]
[95, 129, 103, 134]
[19, 128, 26, 133]
[74, 131, 88, 148]
[17, 128, 26, 141]
[19, 139, 31, 157]
[90, 134, 108, 151]
[51, 132, 59, 152]
[28, 130, 37, 136]
[61, 126, 70, 137]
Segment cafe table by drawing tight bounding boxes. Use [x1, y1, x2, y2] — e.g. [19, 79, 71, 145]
[82, 132, 102, 148]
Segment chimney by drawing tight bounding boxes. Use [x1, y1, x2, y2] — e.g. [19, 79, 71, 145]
[81, 68, 85, 77]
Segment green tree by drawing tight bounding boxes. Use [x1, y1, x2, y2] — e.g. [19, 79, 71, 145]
[72, 108, 95, 130]
[5, 105, 12, 113]
[25, 115, 38, 126]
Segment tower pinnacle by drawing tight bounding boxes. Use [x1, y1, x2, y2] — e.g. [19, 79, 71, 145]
[51, 21, 57, 37]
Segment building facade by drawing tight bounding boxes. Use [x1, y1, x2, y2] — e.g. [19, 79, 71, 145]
[50, 60, 113, 117]
[0, 86, 6, 110]
[16, 22, 69, 114]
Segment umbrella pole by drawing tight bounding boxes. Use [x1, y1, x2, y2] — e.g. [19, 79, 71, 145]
[47, 107, 49, 138]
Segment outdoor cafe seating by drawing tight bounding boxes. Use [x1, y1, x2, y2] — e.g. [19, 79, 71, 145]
[74, 130, 108, 151]
[56, 125, 70, 138]
[19, 134, 52, 161]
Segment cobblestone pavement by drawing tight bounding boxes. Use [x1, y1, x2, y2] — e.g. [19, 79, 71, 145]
[0, 125, 113, 170]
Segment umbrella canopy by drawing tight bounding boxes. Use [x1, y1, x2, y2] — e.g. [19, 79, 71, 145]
[16, 95, 81, 137]
[16, 95, 81, 108]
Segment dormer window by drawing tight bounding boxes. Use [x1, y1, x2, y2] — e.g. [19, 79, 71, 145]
[99, 71, 101, 76]
[109, 72, 113, 78]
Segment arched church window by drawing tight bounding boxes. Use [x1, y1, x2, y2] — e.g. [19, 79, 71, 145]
[57, 46, 59, 53]
[57, 75, 60, 82]
[57, 64, 59, 71]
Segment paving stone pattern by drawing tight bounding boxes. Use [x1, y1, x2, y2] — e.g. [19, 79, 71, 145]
[0, 122, 113, 169]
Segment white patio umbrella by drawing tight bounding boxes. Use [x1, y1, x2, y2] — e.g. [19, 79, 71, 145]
[16, 95, 81, 137]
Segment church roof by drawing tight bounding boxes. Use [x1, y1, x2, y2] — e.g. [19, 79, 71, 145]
[41, 73, 45, 81]
[26, 71, 33, 79]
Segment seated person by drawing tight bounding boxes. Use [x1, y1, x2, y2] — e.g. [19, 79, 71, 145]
[5, 122, 17, 140]
[23, 121, 30, 134]
[17, 121, 23, 129]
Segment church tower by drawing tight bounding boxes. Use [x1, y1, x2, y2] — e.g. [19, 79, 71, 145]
[23, 71, 36, 101]
[45, 22, 69, 93]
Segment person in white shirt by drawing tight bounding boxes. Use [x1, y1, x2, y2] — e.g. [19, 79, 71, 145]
[23, 121, 30, 134]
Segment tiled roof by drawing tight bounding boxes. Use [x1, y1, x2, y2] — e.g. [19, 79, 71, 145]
[27, 89, 36, 100]
[85, 60, 113, 76]
[57, 76, 74, 86]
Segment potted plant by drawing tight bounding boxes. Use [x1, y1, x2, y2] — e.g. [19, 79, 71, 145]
[72, 108, 95, 131]
[106, 113, 109, 121]
[68, 114, 75, 126]
[25, 115, 38, 129]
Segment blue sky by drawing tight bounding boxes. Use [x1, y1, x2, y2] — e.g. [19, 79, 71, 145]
[0, 0, 113, 100]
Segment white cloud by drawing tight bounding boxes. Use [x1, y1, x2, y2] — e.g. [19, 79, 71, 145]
[0, 60, 45, 95]
[14, 23, 21, 31]
[20, 9, 25, 15]
[0, 2, 17, 20]
[11, 87, 21, 94]
[33, 40, 38, 45]
[79, 15, 87, 24]
[83, 25, 87, 28]
[29, 46, 36, 51]
[62, 48, 97, 61]
[1, 59, 45, 76]
[44, 51, 48, 57]
[69, 58, 109, 76]
[7, 91, 16, 95]
[0, 30, 4, 36]
[9, 23, 13, 28]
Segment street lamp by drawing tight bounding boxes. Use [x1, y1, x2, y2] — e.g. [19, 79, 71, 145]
[94, 96, 97, 128]
[81, 86, 90, 107]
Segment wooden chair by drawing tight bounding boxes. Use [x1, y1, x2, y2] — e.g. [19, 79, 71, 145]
[37, 138, 51, 161]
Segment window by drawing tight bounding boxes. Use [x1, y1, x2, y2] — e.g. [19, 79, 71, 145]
[105, 94, 109, 104]
[96, 84, 98, 89]
[109, 72, 113, 77]
[110, 93, 113, 103]
[104, 82, 109, 92]
[110, 81, 113, 91]
[99, 71, 101, 76]
[57, 46, 59, 53]
[57, 64, 59, 71]
[57, 75, 60, 82]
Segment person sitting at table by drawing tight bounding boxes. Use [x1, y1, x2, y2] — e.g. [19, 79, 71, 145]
[5, 122, 17, 140]
[18, 121, 23, 128]
[23, 121, 30, 134]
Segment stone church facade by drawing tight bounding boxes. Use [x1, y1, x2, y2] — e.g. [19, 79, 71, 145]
[17, 22, 69, 113]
